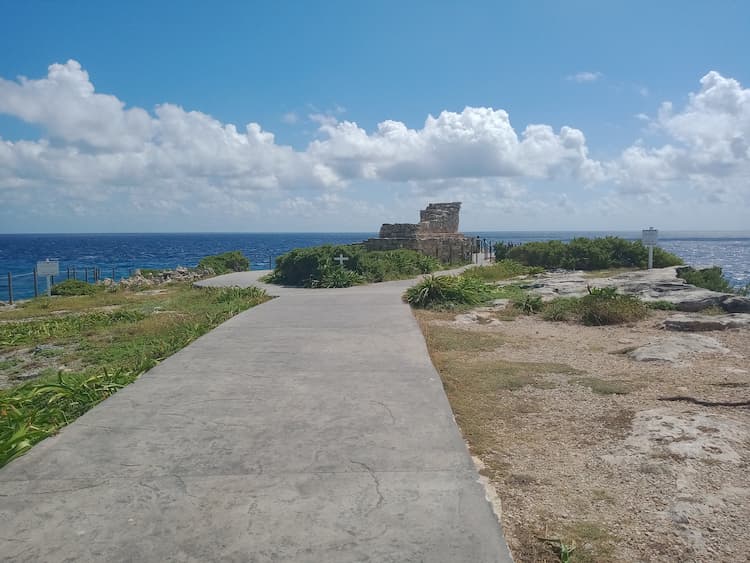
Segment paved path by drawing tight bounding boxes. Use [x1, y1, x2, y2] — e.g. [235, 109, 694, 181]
[1, 268, 512, 562]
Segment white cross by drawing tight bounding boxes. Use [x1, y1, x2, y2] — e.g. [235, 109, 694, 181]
[333, 254, 349, 267]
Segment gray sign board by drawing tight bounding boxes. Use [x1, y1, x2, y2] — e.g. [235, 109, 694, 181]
[37, 260, 60, 277]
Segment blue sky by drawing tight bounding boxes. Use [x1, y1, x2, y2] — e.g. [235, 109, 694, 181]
[1, 0, 749, 232]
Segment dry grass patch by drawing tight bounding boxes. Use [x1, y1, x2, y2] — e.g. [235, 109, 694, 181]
[423, 325, 506, 352]
[415, 304, 750, 562]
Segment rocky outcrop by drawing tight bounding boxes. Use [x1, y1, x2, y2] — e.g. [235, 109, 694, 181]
[664, 313, 750, 332]
[628, 334, 729, 362]
[109, 266, 214, 289]
[524, 266, 750, 313]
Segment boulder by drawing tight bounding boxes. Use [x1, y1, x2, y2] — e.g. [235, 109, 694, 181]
[628, 334, 729, 362]
[722, 296, 750, 313]
[664, 313, 750, 332]
[674, 295, 727, 312]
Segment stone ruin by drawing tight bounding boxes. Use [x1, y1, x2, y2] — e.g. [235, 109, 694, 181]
[364, 202, 475, 264]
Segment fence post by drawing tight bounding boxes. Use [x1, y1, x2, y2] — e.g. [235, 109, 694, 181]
[8, 272, 13, 305]
[112, 267, 116, 281]
[33, 268, 39, 298]
[73, 266, 77, 280]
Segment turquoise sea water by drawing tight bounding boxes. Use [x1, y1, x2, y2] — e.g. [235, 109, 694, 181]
[1, 231, 748, 300]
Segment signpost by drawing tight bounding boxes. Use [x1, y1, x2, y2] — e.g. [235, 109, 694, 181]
[642, 228, 658, 270]
[36, 259, 60, 296]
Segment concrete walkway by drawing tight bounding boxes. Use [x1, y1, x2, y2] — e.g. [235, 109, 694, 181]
[0, 268, 512, 562]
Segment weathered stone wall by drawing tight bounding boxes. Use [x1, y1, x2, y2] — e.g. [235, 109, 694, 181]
[418, 202, 461, 234]
[364, 236, 474, 264]
[379, 223, 421, 239]
[364, 202, 474, 264]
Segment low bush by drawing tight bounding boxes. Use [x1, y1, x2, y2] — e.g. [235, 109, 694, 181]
[677, 266, 733, 293]
[495, 237, 683, 270]
[542, 297, 581, 321]
[542, 288, 648, 325]
[404, 275, 498, 309]
[197, 251, 250, 275]
[50, 279, 101, 296]
[579, 287, 648, 326]
[511, 293, 544, 314]
[269, 245, 441, 287]
[310, 267, 365, 288]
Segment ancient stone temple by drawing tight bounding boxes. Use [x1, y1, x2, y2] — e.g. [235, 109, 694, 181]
[364, 202, 475, 264]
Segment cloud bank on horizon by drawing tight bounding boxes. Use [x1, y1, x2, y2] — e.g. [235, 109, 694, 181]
[0, 60, 748, 231]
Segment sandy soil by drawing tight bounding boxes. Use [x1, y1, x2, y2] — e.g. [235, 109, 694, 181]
[423, 308, 750, 562]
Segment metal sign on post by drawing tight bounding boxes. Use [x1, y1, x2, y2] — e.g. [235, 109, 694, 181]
[642, 228, 658, 270]
[36, 259, 60, 296]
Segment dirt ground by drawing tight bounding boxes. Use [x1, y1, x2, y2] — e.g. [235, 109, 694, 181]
[417, 308, 750, 563]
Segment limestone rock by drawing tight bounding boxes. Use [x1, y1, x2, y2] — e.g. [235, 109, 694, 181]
[664, 313, 750, 332]
[628, 334, 729, 362]
[524, 266, 745, 313]
[722, 296, 750, 313]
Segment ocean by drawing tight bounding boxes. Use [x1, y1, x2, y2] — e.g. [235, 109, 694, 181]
[1, 231, 748, 301]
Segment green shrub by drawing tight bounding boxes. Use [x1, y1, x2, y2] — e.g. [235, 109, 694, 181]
[197, 251, 250, 275]
[652, 247, 684, 268]
[579, 288, 648, 326]
[50, 279, 101, 296]
[646, 300, 677, 310]
[269, 245, 441, 287]
[542, 297, 581, 321]
[541, 290, 648, 325]
[310, 267, 365, 288]
[498, 237, 683, 270]
[511, 293, 544, 314]
[677, 266, 733, 293]
[404, 275, 497, 309]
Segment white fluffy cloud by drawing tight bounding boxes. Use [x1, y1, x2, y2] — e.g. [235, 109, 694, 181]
[0, 60, 337, 203]
[0, 60, 748, 227]
[308, 107, 602, 183]
[612, 71, 750, 201]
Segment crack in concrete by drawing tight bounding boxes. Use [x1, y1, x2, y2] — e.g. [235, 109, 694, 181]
[370, 400, 396, 424]
[349, 460, 384, 513]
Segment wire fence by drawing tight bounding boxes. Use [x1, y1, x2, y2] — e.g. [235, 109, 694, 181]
[1, 256, 283, 304]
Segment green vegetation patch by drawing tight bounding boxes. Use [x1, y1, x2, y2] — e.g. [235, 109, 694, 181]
[197, 250, 250, 275]
[51, 279, 103, 296]
[676, 266, 733, 293]
[0, 283, 269, 467]
[404, 274, 499, 309]
[269, 244, 442, 287]
[542, 288, 648, 326]
[495, 236, 683, 270]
